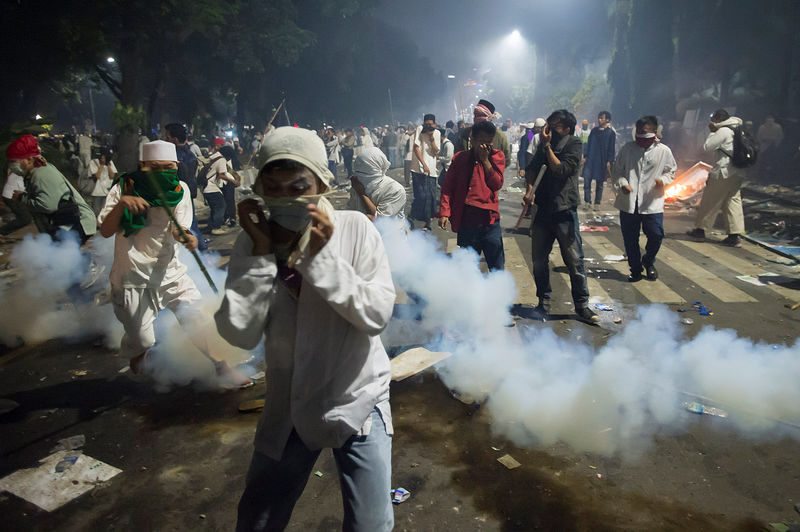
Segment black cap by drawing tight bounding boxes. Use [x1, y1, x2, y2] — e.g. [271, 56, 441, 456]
[477, 99, 495, 114]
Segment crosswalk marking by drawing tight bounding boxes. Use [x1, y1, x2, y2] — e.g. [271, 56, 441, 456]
[550, 243, 613, 303]
[502, 238, 538, 304]
[653, 243, 757, 303]
[435, 231, 787, 308]
[678, 240, 798, 302]
[582, 234, 686, 304]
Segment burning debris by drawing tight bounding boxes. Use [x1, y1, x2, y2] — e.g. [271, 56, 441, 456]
[664, 162, 713, 203]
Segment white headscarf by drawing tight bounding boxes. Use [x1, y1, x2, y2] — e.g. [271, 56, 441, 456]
[353, 147, 391, 196]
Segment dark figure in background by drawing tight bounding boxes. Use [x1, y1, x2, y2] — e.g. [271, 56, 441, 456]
[340, 129, 356, 177]
[165, 123, 205, 251]
[582, 111, 616, 207]
[523, 110, 600, 325]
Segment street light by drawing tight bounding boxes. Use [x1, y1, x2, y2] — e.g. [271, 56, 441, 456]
[106, 56, 116, 63]
[447, 74, 456, 79]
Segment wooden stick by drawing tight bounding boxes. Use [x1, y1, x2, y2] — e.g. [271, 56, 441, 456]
[514, 164, 547, 230]
[265, 98, 285, 131]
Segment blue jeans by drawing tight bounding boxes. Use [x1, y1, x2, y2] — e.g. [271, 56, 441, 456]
[531, 209, 590, 308]
[204, 191, 225, 230]
[189, 195, 207, 251]
[583, 176, 603, 204]
[223, 182, 237, 221]
[620, 209, 664, 274]
[457, 221, 505, 271]
[342, 147, 354, 177]
[328, 160, 337, 184]
[236, 409, 393, 532]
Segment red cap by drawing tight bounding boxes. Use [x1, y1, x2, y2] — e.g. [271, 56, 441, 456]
[213, 137, 226, 147]
[6, 134, 41, 159]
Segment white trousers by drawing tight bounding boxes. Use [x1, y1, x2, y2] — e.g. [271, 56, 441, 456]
[112, 274, 203, 359]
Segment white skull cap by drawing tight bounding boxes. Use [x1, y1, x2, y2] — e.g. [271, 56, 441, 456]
[141, 140, 177, 162]
[256, 126, 333, 188]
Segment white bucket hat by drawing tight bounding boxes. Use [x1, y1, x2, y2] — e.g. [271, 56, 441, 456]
[255, 126, 334, 188]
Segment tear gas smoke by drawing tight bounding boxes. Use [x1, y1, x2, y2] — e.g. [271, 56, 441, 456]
[0, 232, 256, 390]
[376, 219, 800, 456]
[0, 232, 122, 347]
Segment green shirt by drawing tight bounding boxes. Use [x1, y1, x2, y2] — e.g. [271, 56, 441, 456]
[22, 163, 97, 237]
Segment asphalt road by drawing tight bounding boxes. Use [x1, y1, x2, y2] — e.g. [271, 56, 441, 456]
[1, 168, 799, 531]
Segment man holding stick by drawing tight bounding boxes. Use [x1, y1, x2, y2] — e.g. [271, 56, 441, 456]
[98, 140, 251, 387]
[523, 110, 600, 324]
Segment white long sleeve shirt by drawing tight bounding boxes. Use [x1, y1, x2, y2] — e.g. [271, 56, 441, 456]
[703, 117, 745, 180]
[98, 181, 193, 289]
[613, 142, 676, 215]
[214, 210, 396, 459]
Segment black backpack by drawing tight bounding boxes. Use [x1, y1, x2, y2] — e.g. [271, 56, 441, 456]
[724, 126, 759, 168]
[196, 154, 222, 190]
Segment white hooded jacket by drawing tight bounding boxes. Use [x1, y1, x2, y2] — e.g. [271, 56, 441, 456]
[348, 147, 406, 218]
[704, 116, 745, 180]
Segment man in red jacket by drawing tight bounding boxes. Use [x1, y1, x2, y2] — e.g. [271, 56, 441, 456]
[438, 120, 505, 270]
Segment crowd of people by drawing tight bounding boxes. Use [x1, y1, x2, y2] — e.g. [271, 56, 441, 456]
[0, 93, 787, 530]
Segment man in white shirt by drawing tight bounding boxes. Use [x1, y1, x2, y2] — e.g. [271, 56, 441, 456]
[613, 116, 676, 282]
[98, 140, 251, 387]
[408, 113, 440, 230]
[216, 127, 395, 531]
[203, 144, 237, 235]
[324, 127, 341, 185]
[436, 126, 455, 185]
[87, 150, 118, 214]
[686, 109, 746, 248]
[1, 167, 31, 233]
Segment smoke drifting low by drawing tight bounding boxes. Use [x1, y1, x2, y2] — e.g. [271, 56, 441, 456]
[0, 233, 255, 390]
[0, 233, 122, 347]
[376, 220, 800, 456]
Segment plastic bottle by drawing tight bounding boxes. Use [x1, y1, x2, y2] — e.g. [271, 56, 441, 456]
[683, 401, 727, 418]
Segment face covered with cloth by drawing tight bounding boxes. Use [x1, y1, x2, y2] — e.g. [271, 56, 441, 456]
[117, 140, 185, 237]
[352, 147, 392, 198]
[245, 127, 337, 267]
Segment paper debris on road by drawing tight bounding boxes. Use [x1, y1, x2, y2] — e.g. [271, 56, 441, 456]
[0, 451, 122, 512]
[603, 255, 625, 262]
[497, 454, 521, 469]
[391, 347, 452, 381]
[736, 275, 767, 286]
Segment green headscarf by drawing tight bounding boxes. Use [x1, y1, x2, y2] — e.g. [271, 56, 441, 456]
[116, 169, 184, 236]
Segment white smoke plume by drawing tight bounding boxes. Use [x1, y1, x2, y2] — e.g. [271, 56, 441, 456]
[0, 232, 256, 390]
[0, 232, 122, 347]
[376, 219, 800, 456]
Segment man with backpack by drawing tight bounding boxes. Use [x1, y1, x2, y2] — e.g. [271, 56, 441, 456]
[165, 123, 205, 251]
[686, 109, 753, 248]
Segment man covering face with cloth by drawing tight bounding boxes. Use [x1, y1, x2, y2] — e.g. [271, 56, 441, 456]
[348, 146, 406, 220]
[216, 127, 396, 532]
[98, 140, 252, 388]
